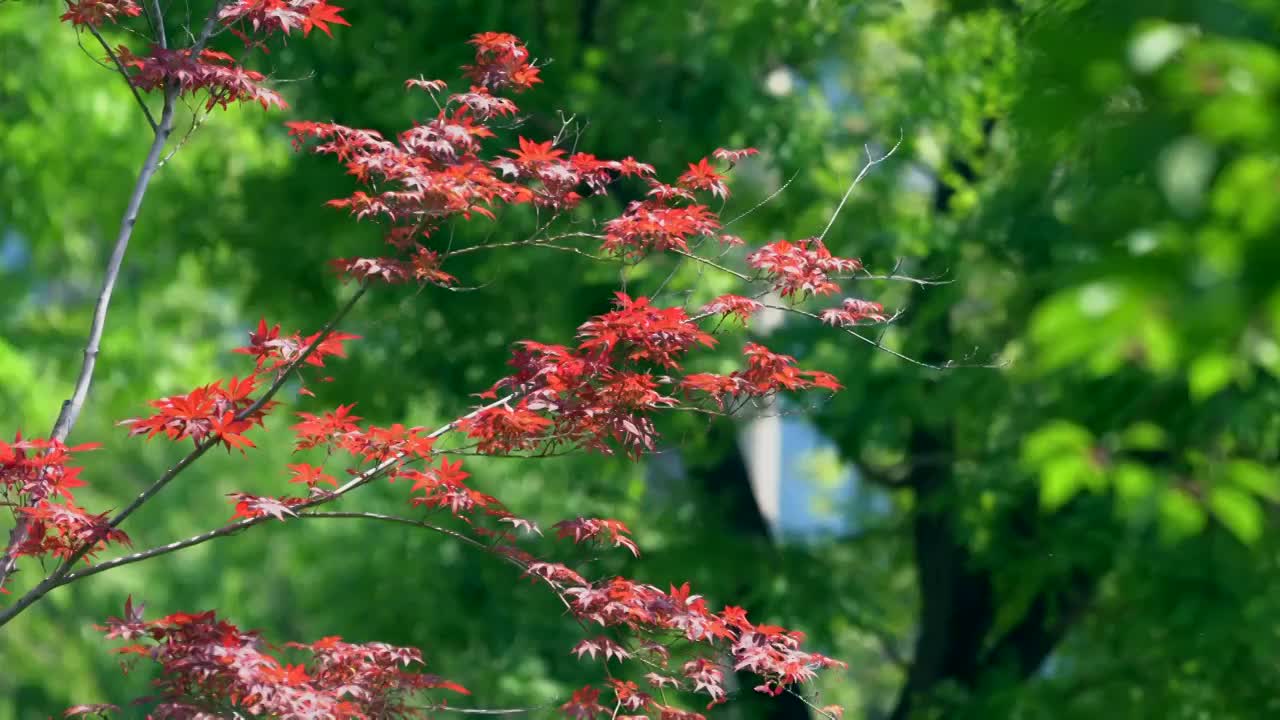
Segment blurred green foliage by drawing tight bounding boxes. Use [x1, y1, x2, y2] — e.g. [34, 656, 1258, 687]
[1, 0, 1278, 718]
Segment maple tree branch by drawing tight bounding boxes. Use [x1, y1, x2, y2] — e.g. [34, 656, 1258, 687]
[0, 284, 369, 628]
[0, 84, 179, 599]
[444, 239, 615, 263]
[150, 0, 168, 49]
[190, 1, 228, 55]
[53, 511, 486, 590]
[670, 248, 750, 281]
[85, 24, 158, 133]
[50, 86, 177, 444]
[299, 511, 490, 551]
[758, 302, 1003, 371]
[3, 388, 515, 616]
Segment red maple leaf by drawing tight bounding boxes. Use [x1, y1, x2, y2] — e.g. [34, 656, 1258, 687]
[302, 2, 350, 37]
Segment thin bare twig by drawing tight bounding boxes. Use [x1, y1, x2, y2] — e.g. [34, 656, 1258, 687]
[415, 703, 557, 716]
[818, 129, 904, 241]
[722, 167, 802, 229]
[759, 302, 1002, 370]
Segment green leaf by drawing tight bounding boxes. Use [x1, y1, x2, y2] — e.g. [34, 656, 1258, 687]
[1159, 489, 1207, 541]
[1189, 352, 1235, 400]
[1227, 460, 1280, 502]
[1022, 421, 1094, 467]
[1208, 486, 1264, 545]
[1113, 462, 1157, 503]
[1118, 422, 1169, 451]
[1040, 456, 1103, 511]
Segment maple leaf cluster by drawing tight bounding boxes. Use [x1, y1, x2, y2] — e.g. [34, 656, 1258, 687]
[218, 0, 351, 38]
[232, 318, 360, 374]
[89, 597, 466, 719]
[115, 46, 288, 111]
[820, 297, 890, 326]
[456, 293, 838, 457]
[747, 237, 864, 298]
[62, 0, 350, 114]
[679, 342, 842, 408]
[21, 14, 876, 718]
[551, 579, 847, 715]
[59, 0, 141, 28]
[0, 435, 128, 565]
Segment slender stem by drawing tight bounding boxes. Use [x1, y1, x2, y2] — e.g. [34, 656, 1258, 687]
[49, 88, 176, 445]
[0, 86, 179, 599]
[150, 0, 168, 49]
[817, 130, 904, 242]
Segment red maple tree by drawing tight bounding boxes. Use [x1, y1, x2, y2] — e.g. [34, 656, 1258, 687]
[2, 3, 924, 718]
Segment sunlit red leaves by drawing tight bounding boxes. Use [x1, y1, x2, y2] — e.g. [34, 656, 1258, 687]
[232, 319, 360, 373]
[571, 636, 632, 663]
[577, 294, 715, 370]
[711, 147, 760, 165]
[291, 403, 362, 451]
[682, 658, 726, 705]
[699, 294, 763, 324]
[560, 687, 606, 720]
[299, 1, 349, 37]
[0, 434, 97, 505]
[457, 402, 554, 454]
[286, 463, 337, 488]
[465, 32, 542, 92]
[742, 342, 841, 392]
[645, 672, 682, 690]
[59, 0, 140, 27]
[228, 492, 305, 521]
[17, 500, 130, 563]
[602, 201, 721, 258]
[402, 458, 503, 517]
[677, 158, 730, 200]
[553, 517, 640, 557]
[608, 679, 653, 712]
[819, 297, 889, 326]
[450, 86, 519, 119]
[680, 343, 841, 408]
[524, 561, 589, 588]
[329, 249, 457, 287]
[113, 45, 287, 111]
[731, 625, 847, 696]
[217, 0, 349, 38]
[405, 76, 448, 94]
[510, 136, 565, 166]
[119, 376, 273, 452]
[92, 603, 466, 718]
[746, 237, 863, 298]
[617, 157, 657, 177]
[550, 573, 845, 713]
[344, 423, 438, 464]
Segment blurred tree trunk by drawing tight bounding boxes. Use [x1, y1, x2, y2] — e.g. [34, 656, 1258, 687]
[887, 135, 1103, 720]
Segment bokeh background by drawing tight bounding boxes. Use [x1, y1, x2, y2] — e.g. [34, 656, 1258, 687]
[3, 0, 1280, 718]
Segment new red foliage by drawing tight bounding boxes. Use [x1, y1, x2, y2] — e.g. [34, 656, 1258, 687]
[0, 9, 907, 719]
